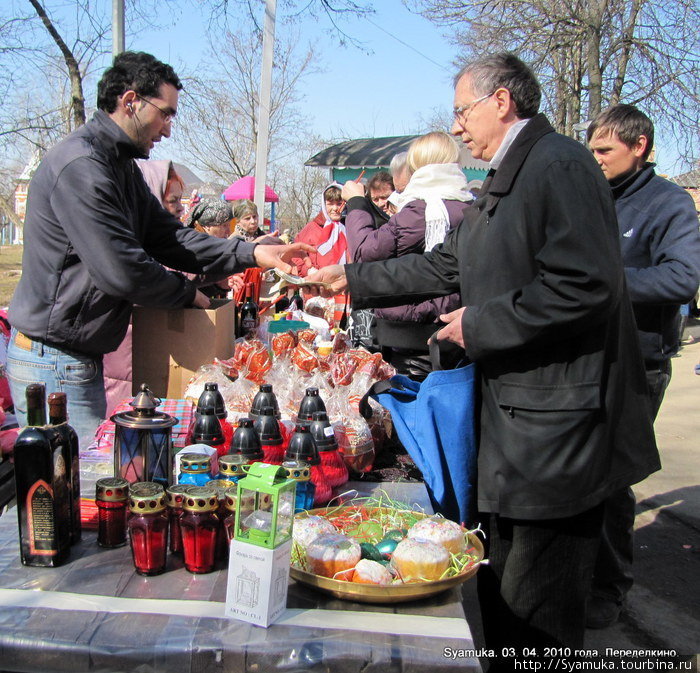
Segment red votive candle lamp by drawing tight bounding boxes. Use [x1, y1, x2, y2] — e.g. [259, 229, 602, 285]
[96, 477, 129, 548]
[127, 488, 169, 576]
[166, 484, 191, 554]
[180, 485, 219, 574]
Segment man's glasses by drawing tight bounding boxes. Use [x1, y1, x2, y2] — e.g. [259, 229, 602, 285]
[453, 91, 495, 122]
[136, 94, 175, 124]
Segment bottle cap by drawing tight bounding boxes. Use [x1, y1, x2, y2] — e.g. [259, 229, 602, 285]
[284, 423, 320, 465]
[96, 477, 129, 503]
[129, 491, 166, 514]
[229, 417, 264, 460]
[182, 486, 218, 513]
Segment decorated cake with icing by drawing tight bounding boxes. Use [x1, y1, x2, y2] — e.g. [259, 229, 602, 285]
[391, 538, 450, 582]
[305, 533, 361, 580]
[407, 516, 466, 555]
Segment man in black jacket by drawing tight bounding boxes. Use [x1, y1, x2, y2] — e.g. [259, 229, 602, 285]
[586, 105, 700, 628]
[307, 53, 660, 661]
[7, 52, 310, 448]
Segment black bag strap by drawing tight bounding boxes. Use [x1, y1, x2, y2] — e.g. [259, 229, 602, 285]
[359, 379, 395, 419]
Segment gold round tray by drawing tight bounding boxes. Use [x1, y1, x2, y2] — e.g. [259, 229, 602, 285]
[290, 506, 484, 604]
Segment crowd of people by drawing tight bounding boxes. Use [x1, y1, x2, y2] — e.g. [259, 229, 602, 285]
[6, 48, 699, 666]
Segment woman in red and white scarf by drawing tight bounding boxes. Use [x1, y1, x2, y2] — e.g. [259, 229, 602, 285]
[291, 183, 349, 326]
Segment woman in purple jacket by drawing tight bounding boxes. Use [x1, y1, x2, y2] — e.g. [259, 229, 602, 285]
[343, 132, 473, 379]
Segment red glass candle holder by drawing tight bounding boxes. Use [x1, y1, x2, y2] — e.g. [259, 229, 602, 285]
[166, 485, 192, 554]
[96, 477, 129, 548]
[127, 490, 168, 576]
[180, 486, 219, 574]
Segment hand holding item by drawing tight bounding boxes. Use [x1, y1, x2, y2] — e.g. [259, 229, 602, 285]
[192, 289, 211, 309]
[305, 265, 348, 297]
[253, 242, 314, 274]
[435, 307, 466, 349]
[228, 273, 245, 294]
[341, 180, 365, 201]
[252, 230, 282, 244]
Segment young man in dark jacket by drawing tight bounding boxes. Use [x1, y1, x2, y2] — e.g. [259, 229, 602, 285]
[307, 53, 660, 662]
[586, 104, 700, 628]
[7, 51, 309, 448]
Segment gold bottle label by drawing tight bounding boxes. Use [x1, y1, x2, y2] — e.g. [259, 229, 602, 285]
[27, 480, 57, 556]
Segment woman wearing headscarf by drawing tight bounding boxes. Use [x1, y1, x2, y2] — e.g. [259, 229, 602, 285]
[136, 159, 185, 219]
[231, 200, 266, 241]
[343, 131, 473, 379]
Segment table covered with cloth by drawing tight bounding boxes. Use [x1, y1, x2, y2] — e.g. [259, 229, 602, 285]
[0, 482, 481, 673]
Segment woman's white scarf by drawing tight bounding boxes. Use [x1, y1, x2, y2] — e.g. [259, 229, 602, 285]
[393, 163, 473, 251]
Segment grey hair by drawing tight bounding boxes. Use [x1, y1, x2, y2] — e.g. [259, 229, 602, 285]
[389, 151, 408, 177]
[454, 53, 541, 118]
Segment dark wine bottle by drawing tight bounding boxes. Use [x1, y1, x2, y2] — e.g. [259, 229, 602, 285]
[48, 392, 82, 544]
[13, 384, 71, 567]
[239, 282, 259, 335]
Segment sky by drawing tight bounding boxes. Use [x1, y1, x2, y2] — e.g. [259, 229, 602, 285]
[127, 1, 459, 156]
[118, 0, 683, 175]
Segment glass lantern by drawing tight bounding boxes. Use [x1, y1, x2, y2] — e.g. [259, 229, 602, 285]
[234, 462, 296, 549]
[112, 384, 178, 487]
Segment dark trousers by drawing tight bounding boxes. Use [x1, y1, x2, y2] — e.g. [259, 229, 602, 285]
[591, 360, 671, 604]
[477, 506, 603, 669]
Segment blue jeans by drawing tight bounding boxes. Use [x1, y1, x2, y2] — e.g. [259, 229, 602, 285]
[7, 329, 106, 449]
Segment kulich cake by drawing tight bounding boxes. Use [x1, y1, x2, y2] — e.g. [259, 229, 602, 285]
[305, 533, 361, 580]
[292, 515, 336, 549]
[352, 559, 393, 585]
[391, 538, 450, 582]
[407, 516, 466, 555]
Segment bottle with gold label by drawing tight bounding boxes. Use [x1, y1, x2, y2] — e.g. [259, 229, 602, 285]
[48, 392, 81, 544]
[13, 384, 71, 567]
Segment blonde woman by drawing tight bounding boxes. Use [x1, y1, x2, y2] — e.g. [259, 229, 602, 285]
[342, 131, 473, 379]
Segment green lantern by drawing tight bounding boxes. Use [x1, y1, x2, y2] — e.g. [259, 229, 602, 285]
[234, 462, 296, 549]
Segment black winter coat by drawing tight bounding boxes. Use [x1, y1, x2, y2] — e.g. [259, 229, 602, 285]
[347, 115, 660, 519]
[10, 111, 257, 356]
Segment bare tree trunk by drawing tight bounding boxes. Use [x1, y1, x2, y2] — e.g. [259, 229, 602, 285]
[0, 193, 23, 230]
[27, 0, 86, 129]
[611, 0, 644, 103]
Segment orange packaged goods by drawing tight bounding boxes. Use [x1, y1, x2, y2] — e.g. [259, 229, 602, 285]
[330, 353, 357, 387]
[232, 336, 257, 371]
[291, 341, 318, 374]
[243, 341, 272, 384]
[297, 329, 316, 344]
[271, 330, 297, 359]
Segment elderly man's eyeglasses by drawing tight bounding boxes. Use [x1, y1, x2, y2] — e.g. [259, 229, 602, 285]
[453, 91, 495, 122]
[136, 94, 176, 124]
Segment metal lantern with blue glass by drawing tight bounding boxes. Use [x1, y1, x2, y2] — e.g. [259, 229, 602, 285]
[233, 462, 296, 549]
[112, 384, 177, 487]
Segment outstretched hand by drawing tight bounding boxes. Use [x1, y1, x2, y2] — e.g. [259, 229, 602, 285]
[305, 265, 348, 297]
[435, 307, 466, 349]
[253, 242, 314, 274]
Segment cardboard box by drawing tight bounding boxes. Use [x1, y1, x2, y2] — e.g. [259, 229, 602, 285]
[225, 538, 292, 628]
[132, 299, 236, 399]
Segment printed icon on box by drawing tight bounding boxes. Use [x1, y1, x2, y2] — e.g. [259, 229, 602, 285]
[274, 567, 287, 603]
[235, 567, 260, 608]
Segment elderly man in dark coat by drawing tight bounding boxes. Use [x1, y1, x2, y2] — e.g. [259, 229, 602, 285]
[306, 53, 660, 663]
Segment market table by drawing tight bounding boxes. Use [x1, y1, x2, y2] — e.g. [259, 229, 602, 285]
[0, 481, 481, 673]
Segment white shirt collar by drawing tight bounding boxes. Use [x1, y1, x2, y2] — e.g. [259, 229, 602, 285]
[489, 118, 530, 169]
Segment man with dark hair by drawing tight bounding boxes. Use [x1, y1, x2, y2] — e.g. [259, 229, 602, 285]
[366, 170, 394, 220]
[8, 51, 310, 448]
[586, 104, 700, 628]
[307, 52, 660, 657]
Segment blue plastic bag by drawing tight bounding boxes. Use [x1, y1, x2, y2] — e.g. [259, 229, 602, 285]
[363, 349, 477, 525]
